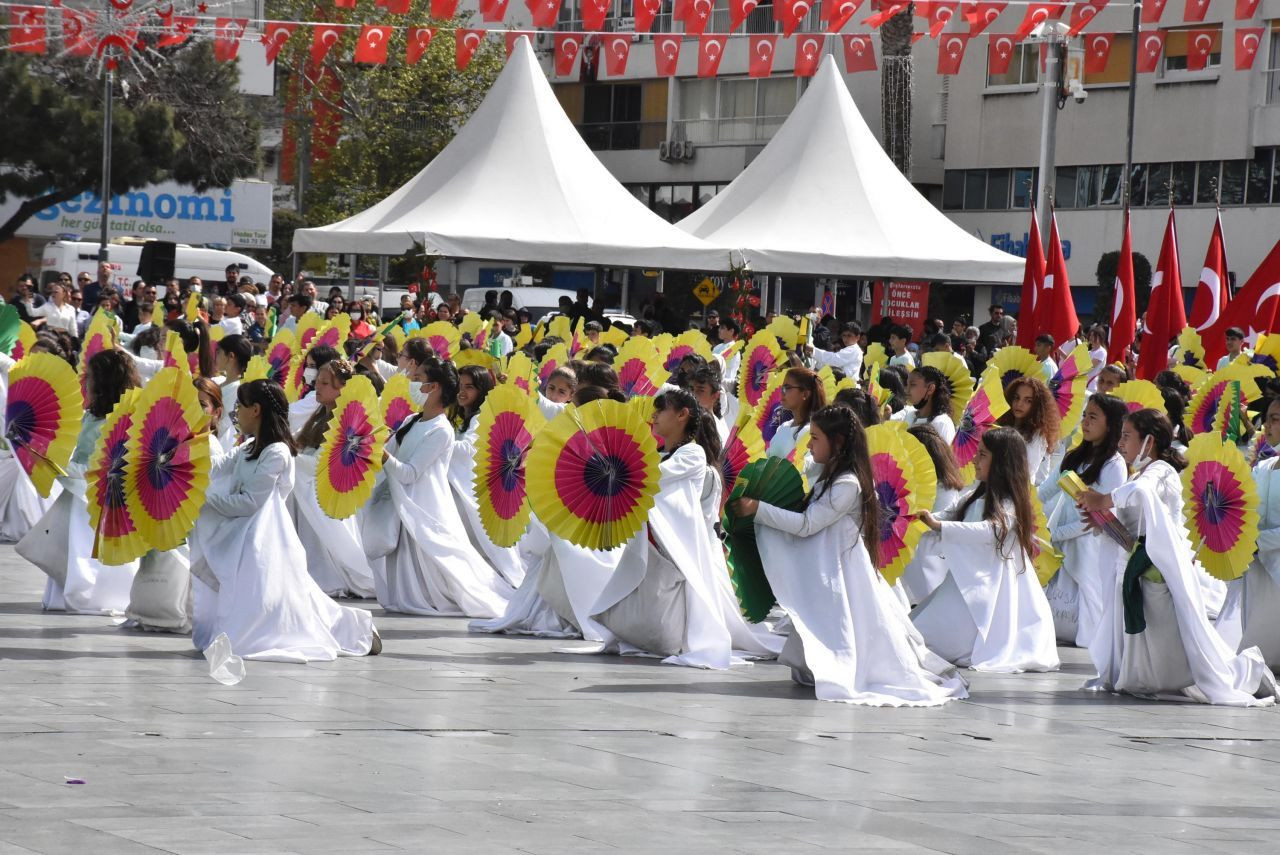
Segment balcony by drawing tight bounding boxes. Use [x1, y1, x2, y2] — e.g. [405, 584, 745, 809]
[577, 120, 668, 151]
[671, 115, 788, 144]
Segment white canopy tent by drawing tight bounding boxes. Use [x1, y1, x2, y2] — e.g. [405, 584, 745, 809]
[293, 37, 730, 272]
[677, 56, 1025, 284]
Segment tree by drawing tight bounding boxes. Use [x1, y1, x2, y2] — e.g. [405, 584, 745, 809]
[0, 42, 260, 245]
[1095, 249, 1153, 323]
[879, 5, 915, 178]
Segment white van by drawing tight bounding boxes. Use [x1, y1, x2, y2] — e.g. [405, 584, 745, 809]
[41, 239, 275, 293]
[460, 286, 576, 324]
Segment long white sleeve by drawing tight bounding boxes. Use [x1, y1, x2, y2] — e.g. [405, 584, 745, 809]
[205, 444, 289, 518]
[384, 419, 451, 484]
[755, 478, 858, 538]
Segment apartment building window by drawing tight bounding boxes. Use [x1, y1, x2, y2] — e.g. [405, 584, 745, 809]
[1083, 34, 1132, 85]
[675, 76, 802, 144]
[1099, 165, 1125, 205]
[987, 43, 1040, 87]
[1196, 161, 1220, 203]
[942, 168, 1032, 210]
[556, 80, 668, 151]
[1248, 149, 1274, 204]
[628, 183, 725, 222]
[1162, 26, 1222, 74]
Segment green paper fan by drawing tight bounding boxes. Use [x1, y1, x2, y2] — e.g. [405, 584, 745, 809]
[720, 456, 806, 622]
[0, 305, 19, 356]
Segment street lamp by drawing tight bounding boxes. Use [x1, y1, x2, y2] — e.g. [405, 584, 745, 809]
[1031, 21, 1087, 236]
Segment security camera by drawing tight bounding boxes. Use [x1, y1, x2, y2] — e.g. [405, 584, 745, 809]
[1069, 79, 1087, 103]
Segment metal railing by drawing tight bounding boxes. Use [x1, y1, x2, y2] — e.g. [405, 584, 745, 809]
[671, 114, 789, 144]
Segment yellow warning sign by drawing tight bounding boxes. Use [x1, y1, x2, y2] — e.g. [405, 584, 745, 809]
[693, 278, 721, 306]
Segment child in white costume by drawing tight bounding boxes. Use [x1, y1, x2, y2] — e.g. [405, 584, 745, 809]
[905, 366, 956, 444]
[742, 405, 967, 705]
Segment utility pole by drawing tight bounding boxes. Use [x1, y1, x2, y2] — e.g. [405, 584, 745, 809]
[97, 67, 113, 266]
[1034, 23, 1070, 238]
[1121, 1, 1143, 208]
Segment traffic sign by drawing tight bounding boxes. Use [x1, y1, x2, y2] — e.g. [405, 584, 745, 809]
[693, 277, 721, 306]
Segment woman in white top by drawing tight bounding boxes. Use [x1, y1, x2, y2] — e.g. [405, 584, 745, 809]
[213, 334, 251, 449]
[1039, 394, 1129, 647]
[33, 284, 79, 337]
[286, 344, 340, 434]
[898, 423, 970, 605]
[189, 379, 378, 661]
[1085, 324, 1109, 391]
[998, 376, 1060, 486]
[912, 428, 1059, 673]
[767, 366, 826, 463]
[364, 360, 512, 618]
[741, 405, 967, 705]
[905, 366, 956, 445]
[1077, 409, 1276, 705]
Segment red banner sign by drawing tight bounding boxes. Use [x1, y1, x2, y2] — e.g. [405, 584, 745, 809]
[870, 280, 931, 334]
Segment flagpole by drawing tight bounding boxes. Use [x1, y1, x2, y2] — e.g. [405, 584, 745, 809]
[1121, 1, 1142, 208]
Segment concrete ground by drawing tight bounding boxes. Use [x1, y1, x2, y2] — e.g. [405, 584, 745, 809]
[0, 546, 1277, 854]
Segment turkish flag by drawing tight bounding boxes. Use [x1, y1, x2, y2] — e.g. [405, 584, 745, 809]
[1136, 209, 1184, 380]
[843, 34, 877, 72]
[964, 2, 1007, 36]
[1039, 213, 1080, 353]
[1016, 210, 1045, 349]
[826, 0, 865, 32]
[1108, 211, 1137, 365]
[602, 34, 632, 76]
[684, 0, 715, 35]
[1136, 30, 1165, 73]
[635, 0, 662, 32]
[407, 28, 436, 65]
[1083, 32, 1114, 73]
[1066, 0, 1107, 36]
[62, 9, 97, 56]
[355, 26, 392, 64]
[1185, 29, 1215, 71]
[311, 25, 344, 66]
[654, 35, 682, 77]
[698, 35, 728, 77]
[1140, 0, 1168, 23]
[505, 31, 529, 56]
[431, 0, 461, 16]
[554, 33, 583, 75]
[1236, 27, 1264, 70]
[527, 0, 564, 28]
[1222, 239, 1280, 343]
[456, 28, 484, 70]
[1236, 0, 1261, 18]
[1183, 0, 1210, 23]
[8, 7, 45, 54]
[1192, 214, 1233, 366]
[157, 14, 197, 49]
[749, 35, 779, 77]
[936, 33, 970, 74]
[213, 18, 248, 62]
[260, 22, 297, 64]
[794, 34, 825, 76]
[864, 2, 908, 28]
[988, 34, 1017, 74]
[917, 2, 959, 38]
[386, 0, 412, 12]
[480, 0, 512, 23]
[775, 0, 815, 38]
[1013, 3, 1064, 41]
[582, 0, 612, 30]
[731, 0, 760, 30]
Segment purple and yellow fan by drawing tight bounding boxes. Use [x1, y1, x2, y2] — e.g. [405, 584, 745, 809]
[922, 351, 975, 422]
[751, 371, 791, 447]
[77, 310, 118, 406]
[316, 375, 385, 519]
[1252, 333, 1280, 375]
[473, 385, 546, 547]
[738, 331, 784, 412]
[721, 414, 766, 510]
[295, 312, 324, 353]
[1176, 327, 1208, 370]
[1252, 434, 1277, 467]
[1182, 434, 1259, 582]
[86, 389, 149, 565]
[984, 345, 1040, 393]
[1186, 361, 1269, 437]
[4, 351, 80, 497]
[663, 329, 713, 374]
[380, 373, 418, 433]
[866, 422, 936, 585]
[952, 370, 1010, 481]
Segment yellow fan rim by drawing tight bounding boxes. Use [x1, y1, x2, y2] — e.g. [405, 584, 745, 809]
[316, 375, 385, 519]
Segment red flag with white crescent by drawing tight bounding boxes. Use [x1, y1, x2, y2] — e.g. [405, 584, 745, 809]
[554, 33, 583, 75]
[1066, 0, 1107, 36]
[1136, 210, 1184, 380]
[1183, 0, 1209, 23]
[310, 25, 344, 66]
[987, 33, 1016, 74]
[654, 35, 682, 77]
[1136, 30, 1165, 73]
[684, 0, 714, 35]
[261, 23, 297, 64]
[1013, 3, 1064, 41]
[794, 34, 825, 76]
[826, 0, 865, 32]
[1193, 213, 1233, 366]
[456, 28, 485, 70]
[1040, 212, 1081, 352]
[213, 18, 248, 63]
[635, 0, 662, 32]
[775, 0, 815, 37]
[843, 34, 877, 72]
[864, 2, 907, 28]
[158, 14, 198, 49]
[748, 35, 778, 77]
[1108, 211, 1137, 365]
[1185, 29, 1216, 71]
[8, 7, 46, 54]
[480, 0, 512, 23]
[602, 34, 632, 76]
[731, 0, 761, 30]
[936, 33, 970, 74]
[407, 28, 435, 65]
[1236, 0, 1261, 18]
[1016, 210, 1044, 349]
[1140, 0, 1168, 23]
[355, 25, 392, 65]
[916, 1, 958, 38]
[1221, 239, 1280, 343]
[431, 0, 461, 17]
[63, 8, 98, 55]
[1083, 32, 1113, 73]
[582, 0, 613, 30]
[963, 1, 1007, 36]
[1235, 27, 1264, 70]
[527, 0, 564, 28]
[698, 35, 728, 77]
[505, 31, 528, 56]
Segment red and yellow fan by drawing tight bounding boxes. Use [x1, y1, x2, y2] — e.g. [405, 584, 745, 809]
[77, 310, 119, 405]
[414, 321, 461, 362]
[615, 337, 664, 399]
[504, 351, 538, 397]
[243, 329, 297, 389]
[738, 330, 785, 412]
[295, 312, 324, 352]
[721, 414, 766, 510]
[380, 373, 418, 433]
[663, 329, 713, 374]
[1111, 379, 1166, 415]
[316, 375, 386, 519]
[922, 351, 974, 422]
[1186, 361, 1269, 437]
[866, 422, 936, 585]
[163, 330, 194, 376]
[952, 369, 1010, 481]
[1176, 327, 1208, 370]
[473, 384, 547, 547]
[122, 367, 210, 552]
[1182, 434, 1259, 582]
[1047, 342, 1092, 438]
[4, 351, 80, 497]
[984, 345, 1040, 393]
[538, 342, 570, 394]
[767, 315, 802, 351]
[86, 389, 149, 565]
[526, 398, 660, 551]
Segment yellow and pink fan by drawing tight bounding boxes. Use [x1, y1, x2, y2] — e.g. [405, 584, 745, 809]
[316, 375, 386, 519]
[87, 389, 149, 565]
[863, 342, 887, 382]
[721, 414, 766, 510]
[649, 332, 675, 369]
[163, 330, 194, 376]
[414, 321, 461, 362]
[4, 351, 80, 497]
[295, 312, 324, 352]
[454, 347, 501, 374]
[1047, 343, 1092, 438]
[504, 351, 538, 397]
[1175, 327, 1207, 370]
[473, 384, 546, 547]
[983, 345, 1040, 394]
[537, 342, 570, 394]
[1111, 380, 1165, 415]
[866, 422, 936, 585]
[243, 329, 296, 390]
[738, 330, 785, 412]
[77, 310, 119, 405]
[952, 370, 1010, 482]
[1031, 489, 1064, 587]
[1186, 361, 1269, 437]
[380, 374, 418, 433]
[662, 329, 713, 374]
[9, 320, 36, 362]
[1182, 434, 1259, 582]
[614, 337, 664, 399]
[751, 371, 791, 447]
[312, 315, 351, 354]
[922, 351, 974, 423]
[767, 315, 802, 351]
[817, 365, 838, 405]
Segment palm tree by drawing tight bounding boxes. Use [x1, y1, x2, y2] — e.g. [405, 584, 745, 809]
[879, 5, 914, 179]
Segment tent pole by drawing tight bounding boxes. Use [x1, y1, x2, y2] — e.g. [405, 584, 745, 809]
[621, 273, 630, 315]
[774, 276, 783, 315]
[378, 255, 388, 322]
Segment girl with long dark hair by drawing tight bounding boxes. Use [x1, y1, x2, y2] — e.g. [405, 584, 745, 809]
[997, 376, 1060, 484]
[911, 428, 1059, 672]
[768, 367, 826, 461]
[898, 423, 970, 604]
[905, 366, 956, 444]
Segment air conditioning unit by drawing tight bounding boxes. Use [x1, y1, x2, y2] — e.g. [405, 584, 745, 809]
[681, 141, 695, 161]
[536, 32, 548, 46]
[658, 141, 670, 161]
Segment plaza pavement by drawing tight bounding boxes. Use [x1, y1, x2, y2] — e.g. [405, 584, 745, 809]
[0, 546, 1277, 854]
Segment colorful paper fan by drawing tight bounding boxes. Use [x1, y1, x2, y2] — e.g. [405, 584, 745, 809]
[414, 321, 461, 361]
[922, 351, 975, 422]
[312, 315, 351, 354]
[526, 398, 660, 551]
[1253, 434, 1277, 466]
[77, 311, 118, 405]
[473, 384, 547, 547]
[208, 325, 226, 343]
[721, 415, 766, 510]
[538, 342, 570, 393]
[86, 389, 149, 565]
[867, 375, 891, 408]
[615, 337, 664, 399]
[122, 367, 210, 552]
[295, 312, 324, 352]
[1176, 327, 1207, 370]
[504, 351, 538, 397]
[1181, 434, 1259, 582]
[10, 319, 36, 361]
[284, 351, 308, 403]
[718, 339, 745, 365]
[720, 456, 806, 622]
[752, 371, 792, 447]
[788, 424, 812, 488]
[163, 330, 192, 375]
[663, 329, 713, 373]
[454, 348, 500, 373]
[738, 331, 785, 411]
[1252, 333, 1280, 375]
[1046, 343, 1092, 437]
[458, 311, 484, 340]
[316, 375, 385, 519]
[952, 370, 1011, 481]
[259, 330, 297, 388]
[766, 316, 801, 350]
[184, 292, 200, 323]
[513, 322, 534, 350]
[380, 373, 418, 432]
[1210, 380, 1251, 444]
[1112, 380, 1166, 414]
[649, 332, 675, 368]
[864, 342, 887, 381]
[546, 315, 573, 345]
[866, 422, 937, 585]
[1186, 361, 1270, 436]
[4, 351, 80, 497]
[817, 365, 838, 404]
[472, 318, 494, 353]
[1173, 364, 1209, 396]
[984, 345, 1040, 393]
[601, 324, 629, 349]
[1030, 489, 1063, 586]
[0, 304, 21, 356]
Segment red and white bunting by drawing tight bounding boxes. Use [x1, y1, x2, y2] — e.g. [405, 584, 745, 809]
[63, 8, 98, 55]
[964, 1, 1007, 36]
[261, 22, 297, 64]
[406, 27, 436, 65]
[456, 28, 485, 70]
[635, 0, 661, 32]
[1185, 28, 1215, 72]
[1136, 29, 1165, 74]
[748, 34, 779, 78]
[794, 33, 825, 76]
[698, 34, 728, 77]
[527, 0, 563, 29]
[504, 30, 529, 55]
[9, 6, 46, 54]
[310, 24, 344, 66]
[480, 0, 513, 24]
[1236, 0, 1261, 19]
[731, 0, 761, 31]
[602, 33, 632, 76]
[1066, 0, 1107, 37]
[385, 0, 412, 13]
[684, 0, 715, 36]
[987, 33, 1016, 74]
[936, 32, 969, 74]
[916, 2, 959, 39]
[1083, 31, 1114, 73]
[1235, 27, 1264, 70]
[864, 2, 908, 29]
[826, 0, 865, 33]
[355, 25, 392, 64]
[775, 0, 816, 38]
[1013, 3, 1065, 41]
[213, 18, 248, 63]
[1183, 0, 1210, 24]
[653, 34, 682, 77]
[554, 33, 583, 75]
[1140, 0, 1168, 24]
[842, 33, 877, 72]
[582, 0, 612, 31]
[431, 0, 461, 17]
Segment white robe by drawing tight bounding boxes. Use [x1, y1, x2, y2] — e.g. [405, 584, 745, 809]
[189, 442, 374, 662]
[910, 491, 1060, 673]
[1086, 461, 1276, 705]
[1025, 434, 1051, 486]
[766, 419, 808, 461]
[587, 443, 779, 669]
[898, 483, 965, 605]
[909, 411, 956, 445]
[534, 534, 622, 642]
[288, 392, 320, 435]
[0, 448, 52, 543]
[755, 473, 968, 705]
[448, 421, 526, 587]
[290, 447, 377, 598]
[1040, 453, 1128, 647]
[366, 413, 512, 618]
[469, 520, 579, 638]
[216, 378, 240, 448]
[1217, 456, 1280, 667]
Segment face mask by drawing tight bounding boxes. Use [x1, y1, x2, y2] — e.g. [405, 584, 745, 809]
[303, 367, 318, 385]
[1132, 436, 1155, 472]
[350, 311, 362, 320]
[191, 285, 202, 294]
[139, 346, 158, 360]
[409, 384, 430, 408]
